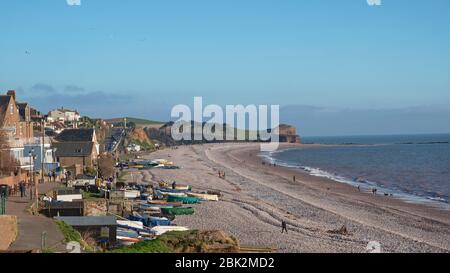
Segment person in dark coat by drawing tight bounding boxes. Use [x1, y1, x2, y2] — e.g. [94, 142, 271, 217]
[172, 181, 177, 189]
[52, 171, 56, 182]
[281, 220, 288, 234]
[19, 181, 25, 198]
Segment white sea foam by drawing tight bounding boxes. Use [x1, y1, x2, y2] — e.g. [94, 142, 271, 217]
[258, 150, 450, 210]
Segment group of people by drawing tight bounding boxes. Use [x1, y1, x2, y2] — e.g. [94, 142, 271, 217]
[47, 171, 57, 182]
[8, 181, 31, 198]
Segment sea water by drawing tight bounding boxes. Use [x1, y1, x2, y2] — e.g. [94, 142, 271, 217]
[261, 134, 450, 209]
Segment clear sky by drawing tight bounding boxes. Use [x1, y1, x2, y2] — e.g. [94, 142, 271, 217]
[1, 0, 449, 136]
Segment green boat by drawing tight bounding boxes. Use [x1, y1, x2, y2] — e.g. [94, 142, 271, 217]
[167, 195, 201, 204]
[161, 207, 195, 215]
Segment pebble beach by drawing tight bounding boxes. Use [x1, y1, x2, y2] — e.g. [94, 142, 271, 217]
[128, 143, 450, 253]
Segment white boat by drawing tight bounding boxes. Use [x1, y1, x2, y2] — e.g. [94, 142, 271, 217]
[155, 190, 187, 197]
[151, 226, 189, 236]
[140, 205, 162, 213]
[117, 220, 144, 230]
[187, 192, 219, 201]
[124, 190, 141, 199]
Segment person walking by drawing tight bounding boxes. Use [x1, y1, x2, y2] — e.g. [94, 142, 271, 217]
[281, 220, 288, 234]
[293, 176, 296, 182]
[19, 181, 25, 198]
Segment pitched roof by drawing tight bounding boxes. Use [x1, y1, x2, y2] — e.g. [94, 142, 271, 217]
[53, 142, 94, 157]
[55, 128, 94, 142]
[56, 108, 79, 115]
[17, 102, 28, 121]
[0, 95, 12, 123]
[54, 216, 117, 227]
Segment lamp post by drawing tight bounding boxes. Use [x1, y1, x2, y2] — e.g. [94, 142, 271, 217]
[41, 120, 45, 184]
[29, 148, 38, 210]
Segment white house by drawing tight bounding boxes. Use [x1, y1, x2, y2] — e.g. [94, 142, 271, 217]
[126, 143, 141, 152]
[48, 107, 81, 123]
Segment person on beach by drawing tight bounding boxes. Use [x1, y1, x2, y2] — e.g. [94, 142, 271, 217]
[281, 221, 288, 234]
[172, 181, 177, 189]
[357, 185, 361, 192]
[372, 188, 377, 195]
[293, 176, 296, 182]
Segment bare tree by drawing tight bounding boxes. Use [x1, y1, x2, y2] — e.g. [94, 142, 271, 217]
[0, 131, 19, 176]
[98, 153, 115, 179]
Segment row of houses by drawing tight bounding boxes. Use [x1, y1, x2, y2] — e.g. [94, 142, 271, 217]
[0, 90, 99, 184]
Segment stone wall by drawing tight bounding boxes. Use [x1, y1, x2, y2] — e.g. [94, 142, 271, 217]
[0, 173, 28, 187]
[84, 199, 107, 216]
[0, 215, 17, 250]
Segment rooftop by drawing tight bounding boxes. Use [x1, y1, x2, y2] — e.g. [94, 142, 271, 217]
[53, 142, 94, 157]
[54, 216, 117, 227]
[55, 128, 94, 142]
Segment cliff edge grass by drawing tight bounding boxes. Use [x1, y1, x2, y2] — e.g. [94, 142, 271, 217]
[111, 230, 240, 253]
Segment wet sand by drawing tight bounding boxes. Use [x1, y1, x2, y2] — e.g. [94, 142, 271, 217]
[132, 143, 450, 253]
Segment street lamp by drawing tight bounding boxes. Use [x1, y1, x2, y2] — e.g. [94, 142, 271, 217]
[29, 148, 38, 210]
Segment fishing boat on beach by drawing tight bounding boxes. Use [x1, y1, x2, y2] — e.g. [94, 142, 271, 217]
[140, 202, 179, 209]
[147, 200, 183, 207]
[161, 207, 195, 215]
[128, 214, 172, 227]
[151, 226, 189, 236]
[167, 195, 201, 204]
[155, 190, 187, 197]
[186, 192, 219, 201]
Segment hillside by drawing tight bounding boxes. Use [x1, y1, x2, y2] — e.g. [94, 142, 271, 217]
[106, 117, 164, 126]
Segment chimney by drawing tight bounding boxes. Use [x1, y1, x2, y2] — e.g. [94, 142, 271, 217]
[7, 90, 16, 101]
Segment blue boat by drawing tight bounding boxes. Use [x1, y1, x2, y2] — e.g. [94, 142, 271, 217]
[128, 215, 171, 227]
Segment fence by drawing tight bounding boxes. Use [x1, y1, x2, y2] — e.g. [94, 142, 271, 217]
[0, 194, 5, 215]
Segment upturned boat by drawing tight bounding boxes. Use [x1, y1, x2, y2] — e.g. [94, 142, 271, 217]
[167, 195, 201, 204]
[186, 192, 219, 201]
[147, 200, 183, 207]
[151, 226, 189, 236]
[161, 207, 195, 215]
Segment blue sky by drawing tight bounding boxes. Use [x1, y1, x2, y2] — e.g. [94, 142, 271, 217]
[1, 0, 449, 136]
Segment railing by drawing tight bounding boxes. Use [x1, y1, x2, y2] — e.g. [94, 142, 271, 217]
[0, 194, 6, 215]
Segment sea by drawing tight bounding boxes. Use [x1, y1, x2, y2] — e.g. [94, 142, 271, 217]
[260, 134, 450, 210]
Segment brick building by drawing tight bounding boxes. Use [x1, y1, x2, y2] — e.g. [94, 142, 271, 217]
[0, 90, 35, 171]
[53, 128, 99, 171]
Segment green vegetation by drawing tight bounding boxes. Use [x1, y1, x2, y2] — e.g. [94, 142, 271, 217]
[110, 231, 201, 253]
[107, 117, 163, 125]
[55, 220, 95, 252]
[117, 171, 128, 183]
[82, 192, 102, 199]
[130, 139, 155, 151]
[84, 167, 97, 176]
[111, 230, 240, 253]
[55, 220, 82, 242]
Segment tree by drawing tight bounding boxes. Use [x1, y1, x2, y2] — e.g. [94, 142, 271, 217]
[0, 131, 19, 176]
[98, 153, 115, 179]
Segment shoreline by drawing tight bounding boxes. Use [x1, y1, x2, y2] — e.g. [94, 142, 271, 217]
[258, 145, 450, 211]
[136, 143, 450, 253]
